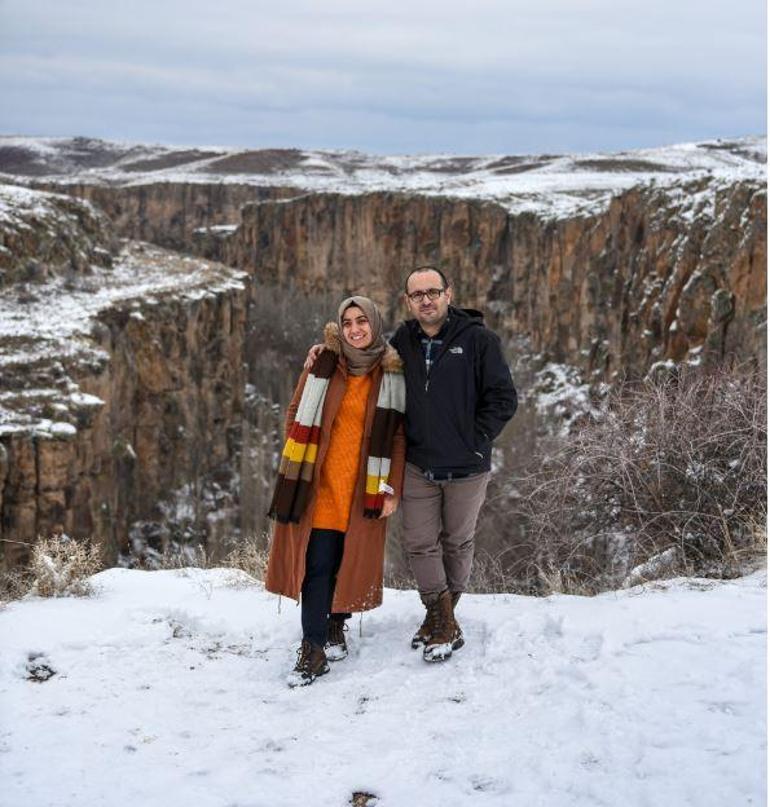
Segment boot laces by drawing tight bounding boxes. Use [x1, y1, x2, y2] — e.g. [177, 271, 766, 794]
[295, 640, 313, 672]
[424, 599, 441, 632]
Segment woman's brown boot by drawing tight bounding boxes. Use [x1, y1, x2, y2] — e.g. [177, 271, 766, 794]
[286, 640, 329, 687]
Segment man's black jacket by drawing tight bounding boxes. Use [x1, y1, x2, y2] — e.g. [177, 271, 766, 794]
[390, 306, 517, 475]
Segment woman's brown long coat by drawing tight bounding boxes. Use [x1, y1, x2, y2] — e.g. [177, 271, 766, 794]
[264, 345, 406, 613]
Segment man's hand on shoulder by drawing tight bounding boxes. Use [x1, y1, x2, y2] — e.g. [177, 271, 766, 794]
[303, 344, 324, 370]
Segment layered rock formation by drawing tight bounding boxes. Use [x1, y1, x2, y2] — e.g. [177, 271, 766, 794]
[0, 190, 248, 568]
[34, 181, 295, 252]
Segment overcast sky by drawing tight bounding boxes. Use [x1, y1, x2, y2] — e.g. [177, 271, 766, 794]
[0, 0, 765, 155]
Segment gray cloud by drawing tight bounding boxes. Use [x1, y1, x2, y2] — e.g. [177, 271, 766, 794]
[0, 0, 764, 153]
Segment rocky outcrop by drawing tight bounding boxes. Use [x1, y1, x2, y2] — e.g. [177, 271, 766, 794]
[0, 184, 114, 286]
[0, 191, 249, 569]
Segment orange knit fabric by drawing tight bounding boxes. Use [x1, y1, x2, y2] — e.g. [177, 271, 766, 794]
[312, 374, 373, 532]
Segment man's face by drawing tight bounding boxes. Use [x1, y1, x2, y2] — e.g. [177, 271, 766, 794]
[405, 270, 452, 331]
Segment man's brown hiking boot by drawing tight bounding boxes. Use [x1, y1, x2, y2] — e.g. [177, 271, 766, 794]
[286, 640, 329, 687]
[423, 590, 461, 663]
[325, 618, 349, 662]
[411, 595, 441, 649]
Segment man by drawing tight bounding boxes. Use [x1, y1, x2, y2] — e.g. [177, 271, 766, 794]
[305, 265, 517, 663]
[390, 266, 517, 662]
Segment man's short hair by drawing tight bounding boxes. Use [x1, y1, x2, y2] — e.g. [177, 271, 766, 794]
[403, 265, 451, 293]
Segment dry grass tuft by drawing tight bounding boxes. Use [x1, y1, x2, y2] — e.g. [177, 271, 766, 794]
[29, 534, 104, 598]
[222, 533, 270, 583]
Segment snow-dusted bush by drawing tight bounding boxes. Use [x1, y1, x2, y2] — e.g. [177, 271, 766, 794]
[29, 533, 103, 597]
[519, 365, 766, 593]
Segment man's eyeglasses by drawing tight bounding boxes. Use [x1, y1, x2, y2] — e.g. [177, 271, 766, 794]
[407, 288, 444, 303]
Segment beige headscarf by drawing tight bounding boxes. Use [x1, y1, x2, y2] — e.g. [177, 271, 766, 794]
[337, 295, 387, 376]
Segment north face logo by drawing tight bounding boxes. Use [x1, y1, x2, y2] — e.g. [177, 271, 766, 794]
[449, 346, 463, 354]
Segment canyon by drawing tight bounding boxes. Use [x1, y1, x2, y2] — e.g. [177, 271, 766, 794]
[0, 136, 765, 571]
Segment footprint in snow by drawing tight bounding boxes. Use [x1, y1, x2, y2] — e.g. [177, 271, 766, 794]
[571, 632, 605, 662]
[543, 614, 565, 640]
[705, 700, 740, 716]
[469, 774, 509, 793]
[355, 694, 378, 714]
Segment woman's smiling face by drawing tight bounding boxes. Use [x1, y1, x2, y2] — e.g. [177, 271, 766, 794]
[341, 305, 373, 349]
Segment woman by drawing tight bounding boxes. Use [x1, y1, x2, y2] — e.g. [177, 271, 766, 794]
[266, 296, 406, 687]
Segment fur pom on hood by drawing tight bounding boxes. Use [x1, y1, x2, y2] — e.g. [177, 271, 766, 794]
[323, 322, 402, 371]
[323, 321, 343, 354]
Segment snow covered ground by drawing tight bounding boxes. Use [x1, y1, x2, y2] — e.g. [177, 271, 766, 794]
[0, 567, 765, 807]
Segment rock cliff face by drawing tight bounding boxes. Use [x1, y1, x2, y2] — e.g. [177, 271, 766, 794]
[33, 182, 766, 378]
[0, 191, 248, 568]
[34, 182, 294, 252]
[216, 180, 765, 377]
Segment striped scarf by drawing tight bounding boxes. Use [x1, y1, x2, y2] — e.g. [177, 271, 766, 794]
[269, 349, 405, 524]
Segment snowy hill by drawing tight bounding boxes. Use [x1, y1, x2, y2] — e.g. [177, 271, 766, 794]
[0, 568, 765, 807]
[0, 134, 765, 218]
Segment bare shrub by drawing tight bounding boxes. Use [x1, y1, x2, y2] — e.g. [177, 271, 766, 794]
[519, 365, 767, 593]
[466, 549, 524, 594]
[247, 282, 341, 360]
[120, 530, 272, 582]
[29, 534, 104, 597]
[246, 282, 342, 404]
[383, 565, 414, 590]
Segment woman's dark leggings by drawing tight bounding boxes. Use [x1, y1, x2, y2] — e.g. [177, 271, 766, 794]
[301, 528, 351, 648]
